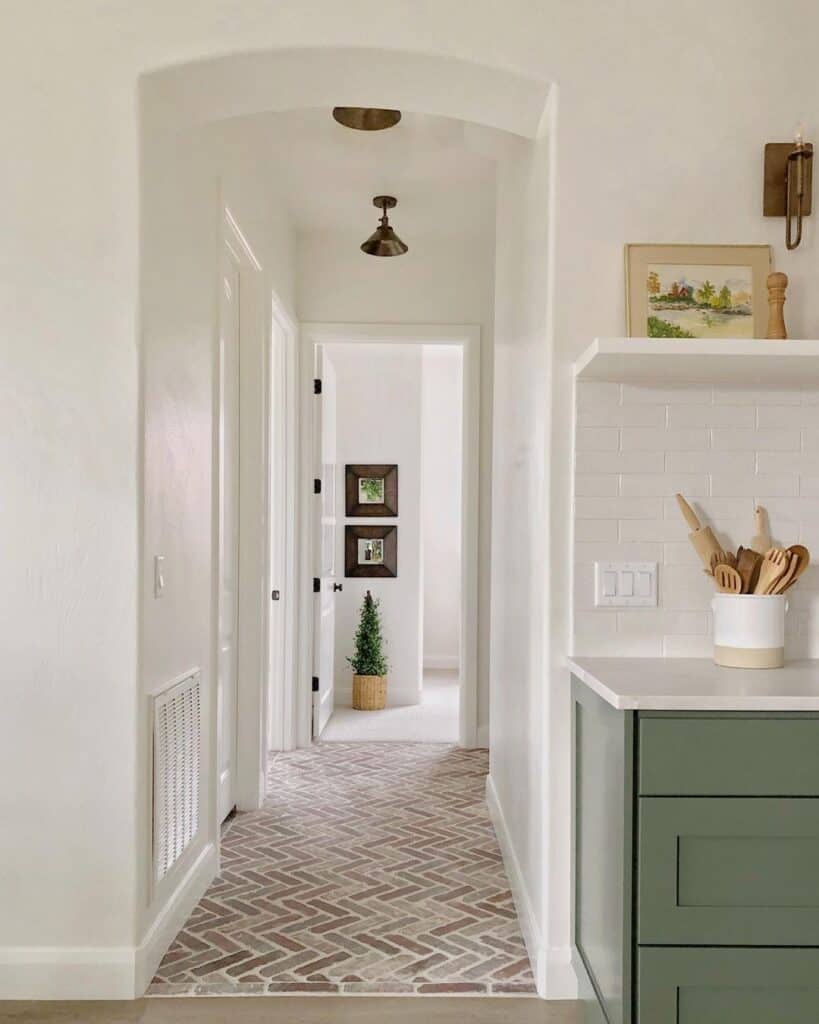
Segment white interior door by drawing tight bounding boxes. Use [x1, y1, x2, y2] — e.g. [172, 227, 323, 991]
[217, 245, 240, 820]
[313, 346, 337, 737]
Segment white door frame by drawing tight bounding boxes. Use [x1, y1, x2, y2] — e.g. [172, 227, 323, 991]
[296, 322, 481, 749]
[225, 208, 298, 813]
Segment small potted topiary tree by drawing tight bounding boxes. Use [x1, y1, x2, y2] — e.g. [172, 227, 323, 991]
[348, 590, 389, 710]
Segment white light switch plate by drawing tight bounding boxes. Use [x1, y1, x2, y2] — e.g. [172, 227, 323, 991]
[594, 561, 657, 607]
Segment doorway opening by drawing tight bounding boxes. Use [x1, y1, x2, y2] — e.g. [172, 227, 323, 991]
[307, 338, 466, 744]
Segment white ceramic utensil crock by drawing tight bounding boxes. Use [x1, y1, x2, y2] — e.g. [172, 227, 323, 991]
[711, 594, 788, 669]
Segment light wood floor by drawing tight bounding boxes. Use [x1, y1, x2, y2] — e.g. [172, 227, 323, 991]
[0, 997, 582, 1024]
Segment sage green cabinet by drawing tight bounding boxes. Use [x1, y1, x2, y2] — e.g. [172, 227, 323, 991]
[571, 677, 819, 1024]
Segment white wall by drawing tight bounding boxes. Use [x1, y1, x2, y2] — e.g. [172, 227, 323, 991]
[489, 124, 555, 992]
[3, 0, 819, 1002]
[297, 227, 495, 738]
[326, 344, 423, 706]
[422, 347, 463, 669]
[574, 381, 819, 658]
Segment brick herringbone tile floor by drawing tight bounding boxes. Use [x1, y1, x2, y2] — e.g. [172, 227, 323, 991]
[149, 743, 536, 996]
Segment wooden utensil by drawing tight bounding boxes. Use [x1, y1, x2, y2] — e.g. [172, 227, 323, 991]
[736, 546, 762, 594]
[713, 563, 742, 594]
[780, 544, 810, 593]
[754, 547, 789, 594]
[770, 551, 799, 595]
[750, 506, 772, 554]
[675, 494, 722, 571]
[709, 549, 737, 572]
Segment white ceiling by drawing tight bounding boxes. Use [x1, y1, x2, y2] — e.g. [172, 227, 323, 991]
[225, 108, 499, 238]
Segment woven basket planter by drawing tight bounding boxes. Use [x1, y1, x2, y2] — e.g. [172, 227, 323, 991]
[352, 674, 387, 711]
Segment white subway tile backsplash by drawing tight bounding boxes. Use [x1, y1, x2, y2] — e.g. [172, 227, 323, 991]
[619, 518, 688, 542]
[665, 451, 756, 474]
[667, 405, 754, 428]
[575, 496, 663, 519]
[621, 384, 712, 405]
[575, 474, 620, 496]
[711, 428, 800, 451]
[578, 404, 665, 427]
[573, 380, 818, 658]
[710, 474, 798, 497]
[621, 428, 709, 451]
[576, 427, 619, 451]
[576, 451, 665, 473]
[575, 382, 621, 409]
[620, 473, 708, 497]
[574, 519, 619, 542]
[756, 405, 819, 429]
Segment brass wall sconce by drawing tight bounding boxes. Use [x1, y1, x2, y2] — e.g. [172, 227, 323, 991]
[764, 127, 813, 250]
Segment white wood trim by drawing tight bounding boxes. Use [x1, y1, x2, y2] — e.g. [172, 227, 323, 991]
[424, 655, 460, 671]
[485, 774, 546, 995]
[574, 336, 819, 387]
[296, 323, 482, 749]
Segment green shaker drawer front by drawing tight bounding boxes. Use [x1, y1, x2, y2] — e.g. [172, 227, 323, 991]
[639, 715, 819, 795]
[638, 797, 819, 945]
[638, 947, 819, 1023]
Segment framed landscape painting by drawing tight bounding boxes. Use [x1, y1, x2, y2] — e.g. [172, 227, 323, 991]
[345, 464, 398, 517]
[625, 244, 771, 339]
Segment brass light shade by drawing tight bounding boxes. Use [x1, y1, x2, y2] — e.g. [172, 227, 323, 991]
[360, 196, 408, 257]
[333, 107, 401, 131]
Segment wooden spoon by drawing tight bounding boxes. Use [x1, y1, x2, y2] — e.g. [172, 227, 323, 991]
[750, 506, 772, 555]
[754, 547, 789, 594]
[780, 544, 810, 593]
[736, 546, 762, 594]
[714, 563, 742, 594]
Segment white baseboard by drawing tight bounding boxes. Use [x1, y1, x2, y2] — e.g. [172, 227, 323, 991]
[485, 775, 578, 1000]
[0, 947, 136, 1001]
[423, 656, 460, 671]
[0, 840, 217, 1000]
[134, 840, 217, 995]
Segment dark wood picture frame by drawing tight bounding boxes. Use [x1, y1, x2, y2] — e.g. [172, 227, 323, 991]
[345, 525, 398, 578]
[345, 464, 398, 517]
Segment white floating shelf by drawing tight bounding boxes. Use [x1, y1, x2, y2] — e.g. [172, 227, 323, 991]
[574, 337, 819, 388]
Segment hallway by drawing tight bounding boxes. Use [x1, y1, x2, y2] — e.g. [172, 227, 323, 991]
[150, 744, 534, 996]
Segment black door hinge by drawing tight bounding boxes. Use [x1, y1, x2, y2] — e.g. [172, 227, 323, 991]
[312, 676, 319, 692]
[314, 478, 322, 495]
[314, 378, 322, 395]
[313, 577, 320, 593]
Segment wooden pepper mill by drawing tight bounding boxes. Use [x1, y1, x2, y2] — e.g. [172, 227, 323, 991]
[766, 271, 789, 339]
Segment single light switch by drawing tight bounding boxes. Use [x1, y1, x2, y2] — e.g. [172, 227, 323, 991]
[595, 561, 658, 607]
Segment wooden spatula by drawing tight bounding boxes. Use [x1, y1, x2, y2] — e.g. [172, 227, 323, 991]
[714, 563, 742, 594]
[754, 547, 789, 594]
[736, 546, 762, 594]
[675, 494, 722, 571]
[770, 552, 799, 595]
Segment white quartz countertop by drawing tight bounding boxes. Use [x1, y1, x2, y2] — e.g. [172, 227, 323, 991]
[567, 657, 819, 711]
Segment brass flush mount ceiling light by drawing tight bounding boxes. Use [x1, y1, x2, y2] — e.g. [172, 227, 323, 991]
[360, 196, 408, 257]
[332, 107, 402, 131]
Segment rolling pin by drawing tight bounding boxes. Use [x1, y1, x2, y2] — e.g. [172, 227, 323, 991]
[749, 506, 771, 555]
[675, 493, 722, 570]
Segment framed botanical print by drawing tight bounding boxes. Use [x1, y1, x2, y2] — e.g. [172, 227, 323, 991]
[625, 244, 772, 339]
[345, 464, 398, 517]
[345, 525, 397, 578]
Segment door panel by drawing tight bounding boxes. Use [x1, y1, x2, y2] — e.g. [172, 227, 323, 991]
[217, 247, 240, 820]
[313, 347, 337, 736]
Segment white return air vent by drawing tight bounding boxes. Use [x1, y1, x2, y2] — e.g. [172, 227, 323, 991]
[152, 670, 201, 884]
